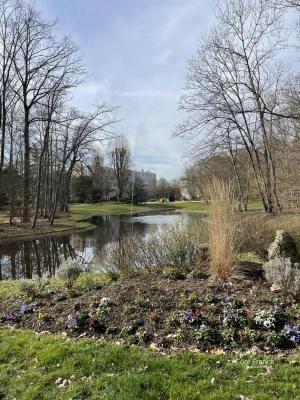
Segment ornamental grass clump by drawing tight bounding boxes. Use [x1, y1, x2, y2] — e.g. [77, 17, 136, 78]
[59, 259, 83, 289]
[205, 178, 236, 279]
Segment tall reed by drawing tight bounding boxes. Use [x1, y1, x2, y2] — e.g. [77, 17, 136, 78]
[205, 177, 236, 279]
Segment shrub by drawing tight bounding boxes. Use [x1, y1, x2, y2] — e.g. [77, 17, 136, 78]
[205, 178, 236, 279]
[194, 324, 216, 344]
[19, 280, 38, 298]
[263, 258, 300, 297]
[236, 214, 273, 258]
[123, 304, 136, 315]
[75, 273, 106, 292]
[100, 223, 199, 277]
[162, 267, 186, 280]
[59, 259, 83, 289]
[254, 307, 285, 330]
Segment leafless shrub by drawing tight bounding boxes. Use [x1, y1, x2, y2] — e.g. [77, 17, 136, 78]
[236, 214, 274, 258]
[100, 224, 200, 277]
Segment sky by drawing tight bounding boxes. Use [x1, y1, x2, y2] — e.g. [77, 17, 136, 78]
[35, 0, 218, 180]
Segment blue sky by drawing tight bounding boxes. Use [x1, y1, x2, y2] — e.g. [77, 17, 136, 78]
[36, 0, 218, 179]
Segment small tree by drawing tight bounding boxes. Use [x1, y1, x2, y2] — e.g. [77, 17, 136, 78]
[109, 136, 131, 201]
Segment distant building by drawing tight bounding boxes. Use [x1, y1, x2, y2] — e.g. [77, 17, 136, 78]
[133, 169, 156, 198]
[71, 161, 156, 201]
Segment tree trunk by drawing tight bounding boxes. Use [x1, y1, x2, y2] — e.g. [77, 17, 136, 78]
[22, 108, 31, 223]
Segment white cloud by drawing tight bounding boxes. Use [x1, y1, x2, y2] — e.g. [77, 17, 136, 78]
[36, 0, 218, 179]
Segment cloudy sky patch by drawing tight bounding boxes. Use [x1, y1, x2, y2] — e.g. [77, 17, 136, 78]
[36, 0, 218, 179]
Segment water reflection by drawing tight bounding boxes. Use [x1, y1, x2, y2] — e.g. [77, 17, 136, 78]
[0, 211, 201, 280]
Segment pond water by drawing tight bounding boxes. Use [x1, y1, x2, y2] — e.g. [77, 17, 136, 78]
[0, 211, 203, 280]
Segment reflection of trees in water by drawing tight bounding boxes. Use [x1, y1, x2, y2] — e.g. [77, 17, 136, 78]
[89, 215, 149, 259]
[0, 236, 76, 280]
[0, 213, 201, 280]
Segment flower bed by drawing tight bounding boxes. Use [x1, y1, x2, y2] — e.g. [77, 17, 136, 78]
[0, 274, 299, 354]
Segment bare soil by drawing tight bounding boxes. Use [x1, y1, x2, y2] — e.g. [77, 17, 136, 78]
[1, 274, 299, 354]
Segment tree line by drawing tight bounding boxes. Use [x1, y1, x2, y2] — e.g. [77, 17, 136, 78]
[177, 0, 300, 213]
[70, 135, 182, 204]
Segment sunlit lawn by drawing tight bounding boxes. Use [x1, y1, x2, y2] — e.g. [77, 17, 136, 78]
[69, 200, 209, 219]
[0, 328, 299, 400]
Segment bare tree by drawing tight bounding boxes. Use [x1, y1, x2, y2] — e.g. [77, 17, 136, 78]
[49, 104, 116, 225]
[109, 135, 131, 201]
[12, 3, 84, 222]
[0, 0, 20, 185]
[176, 0, 293, 213]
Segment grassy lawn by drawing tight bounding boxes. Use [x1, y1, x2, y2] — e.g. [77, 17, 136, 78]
[69, 200, 209, 219]
[0, 328, 299, 400]
[0, 200, 262, 241]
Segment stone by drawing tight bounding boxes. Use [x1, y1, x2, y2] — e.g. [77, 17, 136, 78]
[197, 244, 209, 263]
[268, 230, 299, 263]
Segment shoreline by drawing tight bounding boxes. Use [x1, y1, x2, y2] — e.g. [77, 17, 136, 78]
[0, 201, 208, 244]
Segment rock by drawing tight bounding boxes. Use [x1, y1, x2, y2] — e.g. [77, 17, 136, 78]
[197, 244, 209, 263]
[268, 230, 299, 263]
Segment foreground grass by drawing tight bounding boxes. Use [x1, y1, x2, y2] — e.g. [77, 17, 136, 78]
[0, 328, 299, 400]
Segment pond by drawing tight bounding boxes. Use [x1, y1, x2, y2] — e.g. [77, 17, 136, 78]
[0, 210, 203, 280]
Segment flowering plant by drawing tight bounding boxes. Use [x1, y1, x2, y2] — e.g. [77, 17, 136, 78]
[99, 297, 112, 307]
[6, 312, 17, 322]
[254, 306, 285, 330]
[194, 324, 216, 344]
[67, 313, 78, 329]
[20, 304, 33, 314]
[180, 309, 201, 325]
[281, 324, 300, 345]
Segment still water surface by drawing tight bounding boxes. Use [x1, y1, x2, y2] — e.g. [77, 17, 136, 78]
[0, 211, 202, 280]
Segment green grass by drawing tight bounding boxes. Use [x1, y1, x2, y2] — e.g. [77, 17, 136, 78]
[0, 273, 111, 300]
[69, 201, 209, 220]
[0, 328, 299, 400]
[247, 201, 263, 211]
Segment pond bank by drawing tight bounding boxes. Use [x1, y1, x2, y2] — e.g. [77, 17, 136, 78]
[0, 201, 208, 243]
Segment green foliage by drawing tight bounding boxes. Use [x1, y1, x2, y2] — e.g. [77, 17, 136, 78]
[71, 175, 94, 203]
[59, 260, 83, 289]
[122, 304, 137, 315]
[19, 280, 38, 298]
[165, 311, 182, 327]
[38, 311, 51, 322]
[162, 267, 186, 280]
[178, 292, 198, 309]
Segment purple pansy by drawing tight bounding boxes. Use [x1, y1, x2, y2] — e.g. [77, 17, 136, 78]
[67, 313, 78, 328]
[6, 312, 16, 321]
[282, 324, 300, 345]
[20, 304, 32, 314]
